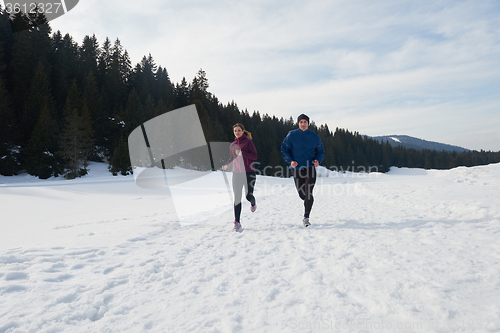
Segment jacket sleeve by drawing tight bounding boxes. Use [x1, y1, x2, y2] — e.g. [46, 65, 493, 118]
[243, 139, 258, 161]
[281, 133, 293, 164]
[315, 136, 325, 163]
[224, 144, 237, 167]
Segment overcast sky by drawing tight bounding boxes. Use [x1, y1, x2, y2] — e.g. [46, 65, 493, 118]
[48, 0, 500, 151]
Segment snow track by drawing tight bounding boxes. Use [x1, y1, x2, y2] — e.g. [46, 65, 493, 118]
[1, 163, 500, 332]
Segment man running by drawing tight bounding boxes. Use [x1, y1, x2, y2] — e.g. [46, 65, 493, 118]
[281, 114, 325, 227]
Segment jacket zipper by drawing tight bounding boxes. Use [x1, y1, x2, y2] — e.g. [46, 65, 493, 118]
[236, 137, 242, 172]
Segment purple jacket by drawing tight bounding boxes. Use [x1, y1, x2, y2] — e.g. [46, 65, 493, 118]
[226, 134, 258, 173]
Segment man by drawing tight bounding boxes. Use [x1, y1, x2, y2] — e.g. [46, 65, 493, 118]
[281, 114, 325, 227]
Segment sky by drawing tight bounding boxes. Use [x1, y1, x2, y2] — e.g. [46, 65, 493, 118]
[46, 0, 500, 151]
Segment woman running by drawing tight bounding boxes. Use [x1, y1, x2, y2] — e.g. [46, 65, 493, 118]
[222, 123, 258, 232]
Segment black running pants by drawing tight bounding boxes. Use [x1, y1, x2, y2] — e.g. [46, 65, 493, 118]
[293, 167, 316, 218]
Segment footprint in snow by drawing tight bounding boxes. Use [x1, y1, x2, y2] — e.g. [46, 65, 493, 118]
[2, 285, 27, 293]
[4, 272, 29, 281]
[43, 274, 73, 282]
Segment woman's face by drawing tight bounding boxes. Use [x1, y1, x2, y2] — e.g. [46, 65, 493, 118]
[233, 126, 244, 138]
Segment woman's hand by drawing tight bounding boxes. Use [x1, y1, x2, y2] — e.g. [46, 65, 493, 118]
[222, 165, 228, 171]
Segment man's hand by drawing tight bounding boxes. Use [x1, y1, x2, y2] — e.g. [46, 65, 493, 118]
[313, 160, 319, 167]
[291, 161, 298, 168]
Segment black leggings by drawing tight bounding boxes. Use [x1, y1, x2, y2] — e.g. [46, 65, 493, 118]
[233, 171, 256, 222]
[293, 167, 316, 218]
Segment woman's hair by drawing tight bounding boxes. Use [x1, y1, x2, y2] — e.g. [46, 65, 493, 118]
[233, 123, 252, 140]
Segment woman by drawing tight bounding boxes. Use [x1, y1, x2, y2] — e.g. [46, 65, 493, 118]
[222, 123, 258, 232]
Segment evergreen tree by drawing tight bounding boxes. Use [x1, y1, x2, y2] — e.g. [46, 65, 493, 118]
[22, 61, 54, 143]
[24, 104, 60, 179]
[80, 34, 100, 77]
[82, 71, 107, 160]
[109, 135, 131, 176]
[267, 145, 281, 176]
[111, 38, 130, 82]
[175, 77, 190, 108]
[51, 32, 79, 110]
[97, 37, 112, 86]
[121, 50, 132, 82]
[381, 142, 393, 172]
[58, 106, 94, 179]
[156, 66, 174, 108]
[9, 11, 30, 33]
[143, 94, 156, 120]
[129, 53, 157, 103]
[63, 79, 81, 116]
[0, 6, 13, 73]
[192, 68, 209, 98]
[0, 74, 20, 175]
[58, 80, 94, 179]
[10, 10, 52, 116]
[101, 39, 128, 115]
[124, 88, 144, 133]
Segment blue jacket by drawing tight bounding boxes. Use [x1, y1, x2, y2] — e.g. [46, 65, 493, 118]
[281, 129, 325, 169]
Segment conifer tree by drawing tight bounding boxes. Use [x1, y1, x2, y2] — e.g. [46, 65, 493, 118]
[175, 77, 190, 108]
[58, 80, 94, 179]
[129, 53, 157, 103]
[24, 104, 60, 179]
[51, 32, 79, 109]
[98, 37, 112, 77]
[267, 146, 281, 176]
[109, 135, 131, 176]
[10, 10, 52, 116]
[143, 94, 156, 120]
[156, 67, 174, 107]
[121, 50, 132, 82]
[80, 34, 100, 77]
[9, 11, 30, 33]
[83, 71, 107, 160]
[102, 58, 123, 114]
[0, 75, 20, 175]
[156, 98, 169, 117]
[58, 106, 94, 179]
[110, 39, 131, 81]
[124, 88, 144, 133]
[22, 61, 54, 143]
[192, 68, 209, 98]
[0, 8, 11, 73]
[64, 79, 81, 116]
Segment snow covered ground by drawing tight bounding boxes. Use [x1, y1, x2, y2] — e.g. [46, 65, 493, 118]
[1, 163, 500, 332]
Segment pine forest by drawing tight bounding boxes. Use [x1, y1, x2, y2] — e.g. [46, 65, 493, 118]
[1, 8, 500, 179]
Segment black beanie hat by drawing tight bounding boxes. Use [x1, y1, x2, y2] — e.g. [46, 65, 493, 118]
[297, 114, 310, 124]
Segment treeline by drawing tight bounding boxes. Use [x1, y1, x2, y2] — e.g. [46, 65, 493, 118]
[318, 129, 500, 173]
[1, 8, 499, 178]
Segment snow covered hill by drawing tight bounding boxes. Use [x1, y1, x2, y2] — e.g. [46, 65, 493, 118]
[371, 135, 470, 152]
[1, 163, 500, 332]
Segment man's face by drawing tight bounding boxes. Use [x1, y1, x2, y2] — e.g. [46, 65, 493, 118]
[298, 119, 309, 131]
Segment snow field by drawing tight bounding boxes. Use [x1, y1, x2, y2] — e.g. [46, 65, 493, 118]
[1, 163, 500, 332]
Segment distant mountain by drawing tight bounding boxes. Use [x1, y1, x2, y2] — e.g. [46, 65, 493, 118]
[371, 135, 470, 152]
